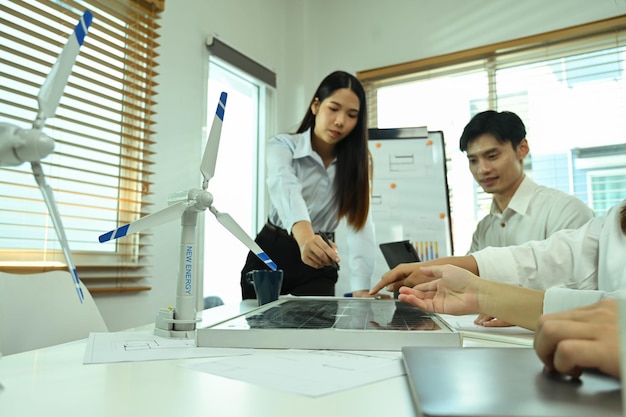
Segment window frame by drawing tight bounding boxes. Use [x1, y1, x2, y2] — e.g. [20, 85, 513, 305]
[358, 15, 626, 254]
[0, 0, 162, 293]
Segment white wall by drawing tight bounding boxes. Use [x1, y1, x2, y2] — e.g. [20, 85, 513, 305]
[291, 0, 626, 101]
[95, 0, 626, 330]
[94, 0, 291, 330]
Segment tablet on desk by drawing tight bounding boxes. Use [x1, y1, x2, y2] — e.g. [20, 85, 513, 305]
[379, 240, 420, 268]
[401, 346, 622, 417]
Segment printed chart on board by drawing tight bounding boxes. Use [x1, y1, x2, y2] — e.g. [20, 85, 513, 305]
[368, 127, 453, 279]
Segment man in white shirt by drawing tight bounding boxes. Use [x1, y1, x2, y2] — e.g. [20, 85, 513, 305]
[460, 110, 594, 253]
[371, 111, 595, 324]
[393, 200, 626, 329]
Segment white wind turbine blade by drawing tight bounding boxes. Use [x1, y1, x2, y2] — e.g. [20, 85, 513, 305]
[0, 11, 92, 168]
[24, 10, 93, 304]
[200, 91, 227, 189]
[36, 10, 93, 126]
[211, 207, 277, 271]
[99, 202, 188, 243]
[32, 162, 84, 303]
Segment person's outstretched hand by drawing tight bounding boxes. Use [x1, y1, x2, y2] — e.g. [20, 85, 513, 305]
[370, 262, 433, 295]
[397, 264, 481, 316]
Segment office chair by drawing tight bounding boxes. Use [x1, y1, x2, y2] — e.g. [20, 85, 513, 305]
[204, 295, 224, 310]
[0, 270, 108, 355]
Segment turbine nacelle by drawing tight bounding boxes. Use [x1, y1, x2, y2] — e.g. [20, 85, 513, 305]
[168, 189, 214, 212]
[0, 123, 55, 166]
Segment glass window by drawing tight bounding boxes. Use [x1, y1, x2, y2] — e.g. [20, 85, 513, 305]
[0, 1, 161, 291]
[588, 170, 626, 214]
[364, 19, 626, 254]
[203, 57, 272, 304]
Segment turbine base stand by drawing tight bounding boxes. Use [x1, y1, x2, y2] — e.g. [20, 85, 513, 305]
[154, 307, 200, 339]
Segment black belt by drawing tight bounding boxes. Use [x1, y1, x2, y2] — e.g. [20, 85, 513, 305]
[265, 221, 334, 241]
[265, 221, 291, 238]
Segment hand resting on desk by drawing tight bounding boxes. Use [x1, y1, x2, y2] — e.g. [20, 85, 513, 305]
[534, 299, 621, 379]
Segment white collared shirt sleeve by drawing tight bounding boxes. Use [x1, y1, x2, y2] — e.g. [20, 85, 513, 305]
[345, 213, 376, 292]
[542, 288, 606, 314]
[472, 216, 602, 290]
[473, 201, 626, 314]
[266, 133, 312, 232]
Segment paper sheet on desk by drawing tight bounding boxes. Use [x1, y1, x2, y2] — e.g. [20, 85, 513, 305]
[186, 349, 404, 397]
[438, 314, 535, 346]
[83, 331, 253, 364]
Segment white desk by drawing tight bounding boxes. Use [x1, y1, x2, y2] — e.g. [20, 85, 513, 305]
[0, 302, 529, 417]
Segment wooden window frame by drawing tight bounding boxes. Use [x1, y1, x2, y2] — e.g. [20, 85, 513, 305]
[0, 0, 162, 294]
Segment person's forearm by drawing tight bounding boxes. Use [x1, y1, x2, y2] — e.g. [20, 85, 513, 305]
[291, 221, 314, 249]
[477, 279, 544, 330]
[423, 255, 479, 275]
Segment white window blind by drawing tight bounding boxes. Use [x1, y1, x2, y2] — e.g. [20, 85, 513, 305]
[0, 0, 162, 293]
[358, 15, 626, 254]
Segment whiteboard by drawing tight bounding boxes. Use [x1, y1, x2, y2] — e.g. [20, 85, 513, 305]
[334, 127, 453, 295]
[368, 127, 453, 282]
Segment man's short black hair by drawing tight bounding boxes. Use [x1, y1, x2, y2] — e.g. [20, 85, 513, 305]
[459, 110, 526, 152]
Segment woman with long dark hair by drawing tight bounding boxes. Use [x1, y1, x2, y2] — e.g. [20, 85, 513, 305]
[240, 70, 375, 298]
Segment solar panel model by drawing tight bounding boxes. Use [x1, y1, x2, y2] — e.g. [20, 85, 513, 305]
[197, 297, 460, 350]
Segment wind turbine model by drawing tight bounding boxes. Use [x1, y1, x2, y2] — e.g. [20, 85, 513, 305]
[99, 92, 277, 338]
[0, 10, 94, 304]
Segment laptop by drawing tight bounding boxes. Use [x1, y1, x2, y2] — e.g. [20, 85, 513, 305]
[401, 346, 622, 417]
[379, 240, 420, 268]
